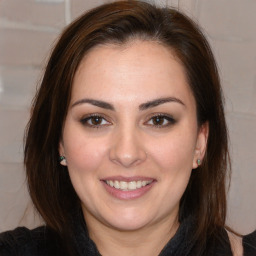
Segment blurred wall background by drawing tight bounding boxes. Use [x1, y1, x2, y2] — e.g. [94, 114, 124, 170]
[0, 0, 255, 234]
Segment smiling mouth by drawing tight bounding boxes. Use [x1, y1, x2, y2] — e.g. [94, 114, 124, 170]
[104, 180, 153, 191]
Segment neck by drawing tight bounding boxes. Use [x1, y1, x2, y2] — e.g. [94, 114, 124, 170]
[84, 213, 179, 256]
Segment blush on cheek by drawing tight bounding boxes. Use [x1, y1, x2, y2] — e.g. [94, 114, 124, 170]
[153, 142, 195, 180]
[66, 142, 108, 176]
[152, 139, 188, 161]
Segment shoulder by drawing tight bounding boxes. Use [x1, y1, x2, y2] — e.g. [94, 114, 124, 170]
[0, 226, 62, 256]
[243, 229, 256, 256]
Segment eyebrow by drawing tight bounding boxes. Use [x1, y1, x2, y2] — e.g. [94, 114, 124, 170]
[139, 97, 185, 110]
[71, 97, 185, 111]
[71, 99, 115, 110]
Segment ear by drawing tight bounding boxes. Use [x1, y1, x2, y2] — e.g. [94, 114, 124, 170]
[59, 141, 67, 166]
[192, 122, 209, 169]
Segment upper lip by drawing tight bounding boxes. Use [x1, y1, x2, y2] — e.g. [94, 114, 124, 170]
[101, 176, 156, 182]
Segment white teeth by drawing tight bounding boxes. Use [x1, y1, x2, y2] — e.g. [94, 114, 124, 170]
[105, 180, 153, 191]
[114, 180, 120, 189]
[141, 181, 147, 186]
[128, 181, 137, 190]
[120, 181, 128, 190]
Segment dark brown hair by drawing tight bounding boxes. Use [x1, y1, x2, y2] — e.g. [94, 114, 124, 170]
[25, 0, 230, 253]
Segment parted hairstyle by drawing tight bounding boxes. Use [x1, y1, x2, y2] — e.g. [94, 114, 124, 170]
[25, 0, 230, 254]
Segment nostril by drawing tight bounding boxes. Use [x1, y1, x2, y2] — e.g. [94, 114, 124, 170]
[109, 146, 147, 167]
[109, 131, 147, 167]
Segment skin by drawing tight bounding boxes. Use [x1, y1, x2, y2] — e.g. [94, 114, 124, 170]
[59, 40, 208, 256]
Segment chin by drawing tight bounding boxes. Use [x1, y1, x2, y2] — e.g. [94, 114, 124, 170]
[107, 218, 150, 232]
[101, 208, 157, 231]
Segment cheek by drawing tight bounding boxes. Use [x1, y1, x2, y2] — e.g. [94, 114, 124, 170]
[63, 135, 109, 203]
[148, 131, 196, 173]
[63, 126, 109, 175]
[148, 132, 196, 206]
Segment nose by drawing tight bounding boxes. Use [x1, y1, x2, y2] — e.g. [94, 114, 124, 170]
[109, 126, 147, 168]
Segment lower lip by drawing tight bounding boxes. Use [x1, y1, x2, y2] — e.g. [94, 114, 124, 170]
[102, 181, 155, 200]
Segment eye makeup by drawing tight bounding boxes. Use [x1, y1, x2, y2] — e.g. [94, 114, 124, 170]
[80, 113, 112, 129]
[145, 113, 177, 128]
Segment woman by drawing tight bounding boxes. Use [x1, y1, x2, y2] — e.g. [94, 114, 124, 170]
[0, 1, 255, 255]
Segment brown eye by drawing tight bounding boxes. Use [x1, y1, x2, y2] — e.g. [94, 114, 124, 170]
[152, 116, 165, 126]
[90, 116, 103, 125]
[146, 114, 176, 128]
[80, 115, 110, 128]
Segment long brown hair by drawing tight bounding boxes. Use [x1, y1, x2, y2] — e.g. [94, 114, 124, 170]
[25, 0, 230, 253]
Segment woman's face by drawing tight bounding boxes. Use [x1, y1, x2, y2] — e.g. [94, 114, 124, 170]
[59, 40, 208, 231]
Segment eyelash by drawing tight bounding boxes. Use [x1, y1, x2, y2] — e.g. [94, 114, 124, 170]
[145, 114, 176, 128]
[80, 113, 176, 129]
[80, 114, 111, 128]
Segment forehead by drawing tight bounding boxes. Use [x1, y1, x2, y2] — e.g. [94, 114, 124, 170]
[71, 40, 194, 107]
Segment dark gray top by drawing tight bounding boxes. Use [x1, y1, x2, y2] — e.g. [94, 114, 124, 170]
[0, 210, 255, 256]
